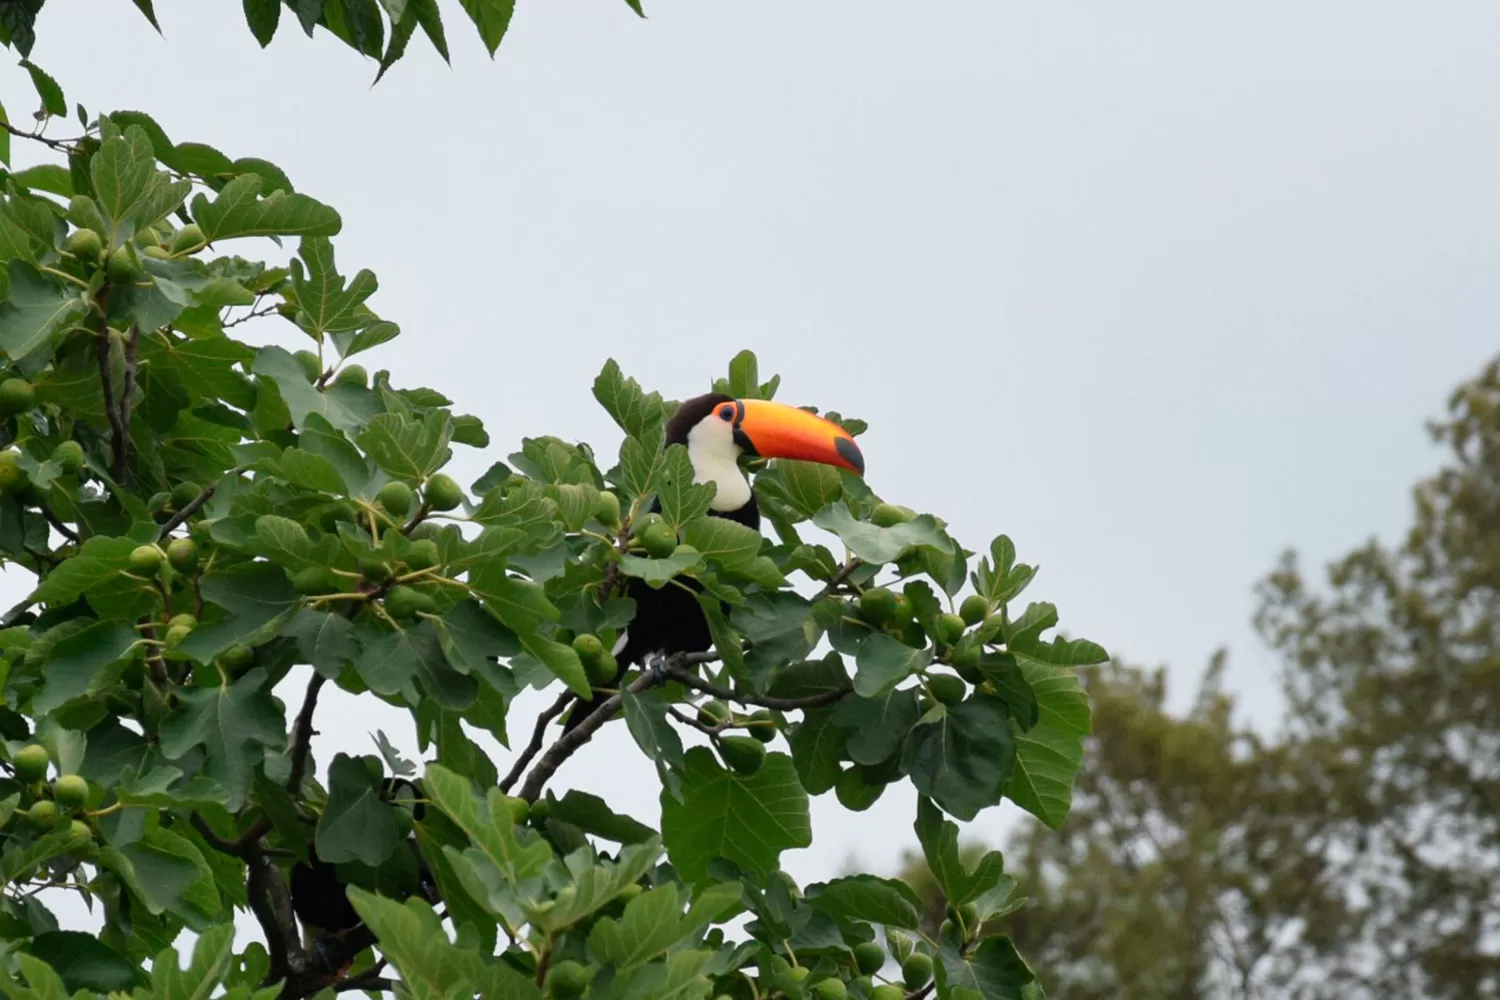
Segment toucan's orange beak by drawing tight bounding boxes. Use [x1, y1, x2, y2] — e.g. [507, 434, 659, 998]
[736, 399, 864, 475]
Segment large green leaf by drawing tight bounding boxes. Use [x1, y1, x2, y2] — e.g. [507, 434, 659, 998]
[290, 235, 376, 337]
[853, 633, 931, 697]
[251, 345, 364, 433]
[588, 880, 741, 971]
[34, 618, 139, 713]
[833, 688, 921, 766]
[530, 840, 663, 935]
[593, 358, 665, 438]
[787, 707, 844, 796]
[935, 924, 1037, 1000]
[902, 695, 1015, 821]
[656, 445, 715, 527]
[175, 562, 298, 664]
[347, 889, 540, 999]
[1003, 655, 1093, 829]
[681, 516, 763, 572]
[145, 924, 236, 1000]
[357, 410, 453, 481]
[191, 173, 341, 241]
[157, 667, 285, 810]
[660, 747, 811, 883]
[913, 795, 1008, 907]
[282, 608, 356, 679]
[26, 932, 139, 993]
[112, 826, 223, 928]
[316, 753, 401, 866]
[0, 262, 89, 367]
[423, 763, 551, 887]
[812, 503, 953, 565]
[806, 874, 922, 930]
[459, 0, 515, 55]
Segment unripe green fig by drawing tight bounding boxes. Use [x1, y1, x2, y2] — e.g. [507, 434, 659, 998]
[404, 539, 440, 571]
[359, 555, 392, 584]
[376, 480, 413, 517]
[543, 959, 590, 998]
[595, 490, 621, 527]
[167, 613, 197, 631]
[334, 364, 367, 388]
[51, 440, 84, 473]
[0, 451, 23, 494]
[571, 632, 604, 661]
[423, 473, 462, 512]
[528, 798, 551, 823]
[938, 613, 966, 645]
[105, 247, 141, 285]
[52, 774, 88, 811]
[142, 245, 171, 260]
[696, 699, 732, 728]
[959, 594, 989, 626]
[219, 644, 254, 670]
[317, 501, 357, 532]
[292, 566, 338, 595]
[812, 979, 847, 1000]
[0, 378, 34, 415]
[505, 796, 529, 824]
[134, 225, 163, 249]
[170, 481, 202, 509]
[166, 537, 199, 573]
[871, 503, 914, 527]
[641, 521, 677, 559]
[27, 800, 57, 826]
[384, 585, 437, 620]
[927, 673, 966, 706]
[636, 511, 665, 533]
[68, 819, 91, 842]
[165, 624, 192, 648]
[902, 952, 934, 989]
[870, 985, 906, 1000]
[169, 223, 204, 254]
[294, 350, 322, 382]
[747, 709, 777, 743]
[584, 649, 618, 685]
[128, 544, 163, 574]
[65, 227, 102, 262]
[13, 745, 49, 783]
[788, 966, 810, 982]
[951, 644, 983, 684]
[858, 587, 898, 627]
[852, 941, 886, 975]
[718, 736, 767, 776]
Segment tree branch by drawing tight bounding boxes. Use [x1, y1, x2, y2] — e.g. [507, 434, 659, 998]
[515, 652, 719, 803]
[39, 507, 78, 544]
[0, 597, 35, 629]
[663, 664, 851, 712]
[155, 485, 216, 540]
[815, 557, 864, 599]
[246, 845, 309, 990]
[115, 326, 140, 480]
[499, 690, 573, 794]
[96, 327, 127, 471]
[286, 672, 328, 794]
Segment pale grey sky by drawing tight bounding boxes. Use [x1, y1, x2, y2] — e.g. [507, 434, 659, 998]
[2, 0, 1497, 907]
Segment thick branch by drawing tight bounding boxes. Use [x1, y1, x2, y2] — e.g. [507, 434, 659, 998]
[115, 326, 140, 480]
[155, 485, 216, 540]
[96, 329, 127, 469]
[246, 846, 308, 990]
[39, 508, 78, 544]
[286, 673, 328, 794]
[663, 664, 851, 711]
[499, 690, 573, 793]
[0, 598, 34, 629]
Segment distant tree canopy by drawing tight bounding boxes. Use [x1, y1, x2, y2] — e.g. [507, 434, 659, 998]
[897, 354, 1500, 1000]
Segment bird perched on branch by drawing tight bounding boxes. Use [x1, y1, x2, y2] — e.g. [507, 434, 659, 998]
[564, 392, 864, 732]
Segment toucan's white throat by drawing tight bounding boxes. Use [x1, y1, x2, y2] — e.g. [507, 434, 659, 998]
[686, 416, 752, 513]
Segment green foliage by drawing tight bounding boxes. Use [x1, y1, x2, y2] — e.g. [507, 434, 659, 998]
[0, 50, 1103, 1000]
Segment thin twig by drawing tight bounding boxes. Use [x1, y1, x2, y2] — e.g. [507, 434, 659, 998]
[0, 120, 84, 152]
[499, 690, 573, 794]
[816, 557, 864, 599]
[222, 301, 279, 329]
[96, 328, 127, 470]
[663, 663, 852, 711]
[516, 652, 722, 802]
[286, 673, 328, 794]
[191, 813, 246, 857]
[39, 508, 78, 544]
[666, 704, 734, 737]
[155, 485, 216, 540]
[0, 598, 35, 629]
[115, 326, 140, 480]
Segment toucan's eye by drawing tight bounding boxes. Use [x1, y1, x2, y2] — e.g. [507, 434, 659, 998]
[718, 406, 735, 422]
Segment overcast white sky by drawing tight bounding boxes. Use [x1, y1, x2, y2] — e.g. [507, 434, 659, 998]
[2, 0, 1498, 915]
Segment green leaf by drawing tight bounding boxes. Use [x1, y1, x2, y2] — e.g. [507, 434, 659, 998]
[357, 411, 453, 481]
[19, 60, 64, 117]
[681, 516, 762, 571]
[617, 427, 665, 503]
[438, 599, 520, 675]
[914, 795, 1008, 907]
[423, 763, 551, 887]
[812, 503, 953, 565]
[593, 359, 665, 438]
[787, 707, 844, 796]
[0, 262, 89, 366]
[281, 609, 356, 679]
[290, 235, 376, 337]
[468, 566, 559, 633]
[146, 923, 236, 1000]
[11, 955, 67, 1000]
[622, 687, 685, 778]
[619, 548, 703, 586]
[191, 173, 341, 241]
[806, 874, 922, 930]
[766, 460, 844, 519]
[519, 632, 590, 699]
[587, 881, 738, 971]
[176, 562, 298, 664]
[460, 0, 515, 55]
[660, 747, 810, 883]
[657, 445, 716, 527]
[543, 789, 657, 845]
[316, 753, 401, 866]
[28, 932, 139, 992]
[833, 688, 921, 766]
[158, 667, 285, 810]
[531, 839, 663, 934]
[34, 618, 139, 713]
[347, 889, 540, 999]
[115, 826, 223, 928]
[902, 695, 1015, 822]
[853, 632, 930, 697]
[243, 0, 281, 46]
[1003, 656, 1092, 829]
[935, 925, 1036, 1000]
[30, 536, 139, 606]
[248, 514, 340, 572]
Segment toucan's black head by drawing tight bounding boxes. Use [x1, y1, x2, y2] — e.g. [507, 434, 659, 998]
[667, 392, 865, 475]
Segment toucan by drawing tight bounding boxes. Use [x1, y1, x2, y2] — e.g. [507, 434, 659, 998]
[563, 392, 864, 731]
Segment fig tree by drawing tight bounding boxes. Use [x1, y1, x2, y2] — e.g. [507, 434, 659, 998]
[105, 247, 141, 285]
[812, 979, 847, 1000]
[384, 585, 437, 620]
[51, 440, 84, 473]
[65, 227, 102, 262]
[404, 538, 440, 570]
[0, 451, 23, 494]
[13, 745, 49, 783]
[928, 672, 966, 706]
[52, 775, 88, 811]
[938, 612, 966, 645]
[376, 480, 413, 517]
[543, 960, 590, 998]
[170, 481, 202, 509]
[858, 587, 898, 626]
[696, 699, 732, 728]
[128, 545, 163, 574]
[595, 490, 621, 527]
[718, 736, 767, 776]
[424, 473, 462, 512]
[0, 378, 34, 415]
[334, 364, 367, 387]
[166, 537, 198, 573]
[959, 593, 989, 626]
[641, 521, 677, 558]
[27, 801, 57, 827]
[852, 941, 886, 975]
[170, 223, 205, 254]
[902, 952, 933, 989]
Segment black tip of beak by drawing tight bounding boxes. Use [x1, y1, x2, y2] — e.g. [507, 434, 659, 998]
[837, 436, 865, 475]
